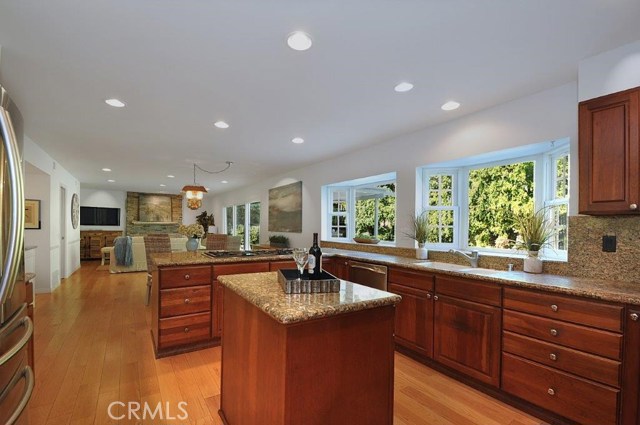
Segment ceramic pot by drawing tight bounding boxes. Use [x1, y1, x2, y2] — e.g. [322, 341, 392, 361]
[523, 250, 543, 273]
[416, 243, 428, 260]
[186, 237, 200, 252]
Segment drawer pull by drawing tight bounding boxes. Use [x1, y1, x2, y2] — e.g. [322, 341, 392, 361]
[547, 388, 555, 396]
[184, 274, 190, 280]
[433, 295, 439, 301]
[184, 327, 190, 333]
[184, 298, 191, 304]
[426, 293, 432, 299]
[631, 203, 638, 210]
[631, 313, 639, 321]
[550, 304, 558, 312]
[549, 353, 557, 361]
[550, 328, 558, 336]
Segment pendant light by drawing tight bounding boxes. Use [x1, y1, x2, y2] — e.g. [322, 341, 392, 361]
[182, 161, 232, 210]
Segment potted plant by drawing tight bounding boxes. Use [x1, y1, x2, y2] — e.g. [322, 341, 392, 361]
[353, 232, 380, 244]
[269, 234, 290, 248]
[404, 211, 429, 259]
[512, 207, 554, 273]
[178, 223, 205, 252]
[196, 211, 215, 238]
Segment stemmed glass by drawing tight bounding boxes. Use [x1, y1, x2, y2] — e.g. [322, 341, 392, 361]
[291, 248, 309, 282]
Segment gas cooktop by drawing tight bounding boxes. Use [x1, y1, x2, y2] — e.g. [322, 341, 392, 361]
[203, 249, 294, 258]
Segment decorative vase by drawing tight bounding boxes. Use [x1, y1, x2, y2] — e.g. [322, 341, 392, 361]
[186, 237, 200, 252]
[416, 243, 428, 260]
[523, 250, 543, 273]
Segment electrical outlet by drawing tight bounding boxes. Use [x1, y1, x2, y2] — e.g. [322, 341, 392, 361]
[602, 235, 616, 252]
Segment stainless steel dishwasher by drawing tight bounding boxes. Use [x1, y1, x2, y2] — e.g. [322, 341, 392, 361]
[347, 261, 388, 291]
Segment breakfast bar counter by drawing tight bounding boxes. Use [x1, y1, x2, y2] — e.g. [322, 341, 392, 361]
[217, 272, 401, 425]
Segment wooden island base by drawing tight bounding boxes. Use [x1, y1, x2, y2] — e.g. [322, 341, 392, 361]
[219, 288, 396, 425]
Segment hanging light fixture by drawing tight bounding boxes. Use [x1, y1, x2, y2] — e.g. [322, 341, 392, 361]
[182, 161, 233, 210]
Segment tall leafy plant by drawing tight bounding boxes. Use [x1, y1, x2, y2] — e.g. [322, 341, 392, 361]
[512, 207, 554, 252]
[404, 211, 429, 245]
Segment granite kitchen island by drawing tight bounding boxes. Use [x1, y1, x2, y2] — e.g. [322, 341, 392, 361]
[217, 272, 401, 425]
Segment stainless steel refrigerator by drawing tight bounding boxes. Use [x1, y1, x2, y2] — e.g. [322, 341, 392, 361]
[0, 83, 34, 424]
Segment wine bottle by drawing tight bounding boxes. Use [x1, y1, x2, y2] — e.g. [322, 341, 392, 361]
[308, 233, 322, 278]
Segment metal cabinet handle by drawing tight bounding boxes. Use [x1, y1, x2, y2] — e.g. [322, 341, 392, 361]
[550, 329, 558, 336]
[184, 327, 190, 333]
[631, 313, 639, 321]
[547, 388, 555, 396]
[0, 95, 25, 307]
[433, 295, 439, 301]
[0, 366, 34, 425]
[549, 353, 557, 361]
[631, 203, 638, 210]
[0, 306, 33, 367]
[184, 298, 191, 304]
[550, 304, 558, 312]
[426, 293, 432, 299]
[184, 274, 190, 280]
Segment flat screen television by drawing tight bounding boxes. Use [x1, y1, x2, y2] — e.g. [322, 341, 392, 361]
[80, 206, 121, 226]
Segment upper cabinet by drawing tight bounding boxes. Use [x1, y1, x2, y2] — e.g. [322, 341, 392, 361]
[579, 87, 640, 214]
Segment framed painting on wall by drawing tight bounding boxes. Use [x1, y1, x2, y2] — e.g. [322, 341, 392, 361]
[25, 199, 41, 229]
[268, 181, 302, 233]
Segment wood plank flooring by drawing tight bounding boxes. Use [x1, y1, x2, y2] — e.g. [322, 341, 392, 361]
[29, 262, 546, 424]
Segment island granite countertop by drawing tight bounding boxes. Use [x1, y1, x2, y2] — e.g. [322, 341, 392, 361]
[150, 249, 640, 305]
[218, 272, 402, 324]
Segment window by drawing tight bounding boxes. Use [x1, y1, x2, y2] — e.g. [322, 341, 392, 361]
[421, 141, 569, 259]
[324, 173, 396, 243]
[223, 202, 261, 249]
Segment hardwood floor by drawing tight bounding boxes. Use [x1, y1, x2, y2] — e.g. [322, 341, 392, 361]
[28, 262, 546, 425]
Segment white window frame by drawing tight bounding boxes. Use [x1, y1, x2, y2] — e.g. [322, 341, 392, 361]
[421, 146, 569, 260]
[422, 170, 460, 249]
[325, 179, 397, 245]
[223, 201, 260, 249]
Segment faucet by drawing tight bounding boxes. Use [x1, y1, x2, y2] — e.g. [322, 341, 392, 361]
[448, 249, 480, 268]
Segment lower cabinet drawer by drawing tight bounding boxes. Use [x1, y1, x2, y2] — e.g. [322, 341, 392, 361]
[503, 309, 622, 360]
[503, 331, 621, 388]
[159, 312, 211, 348]
[160, 285, 211, 318]
[502, 353, 619, 425]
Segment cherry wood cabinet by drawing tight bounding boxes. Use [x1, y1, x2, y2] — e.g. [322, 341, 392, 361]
[387, 268, 434, 358]
[579, 87, 640, 214]
[502, 287, 624, 425]
[323, 256, 349, 280]
[622, 307, 640, 425]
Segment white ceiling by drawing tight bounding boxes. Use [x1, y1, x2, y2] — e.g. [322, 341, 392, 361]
[1, 0, 639, 195]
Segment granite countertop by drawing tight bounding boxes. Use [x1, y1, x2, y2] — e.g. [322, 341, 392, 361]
[323, 248, 640, 305]
[151, 251, 295, 267]
[218, 272, 402, 324]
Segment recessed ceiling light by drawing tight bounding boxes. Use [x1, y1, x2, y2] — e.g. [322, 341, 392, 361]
[160, 184, 166, 187]
[292, 137, 304, 144]
[107, 179, 115, 183]
[287, 31, 312, 51]
[214, 121, 229, 129]
[167, 174, 175, 178]
[105, 98, 125, 108]
[102, 168, 112, 172]
[394, 82, 414, 93]
[221, 180, 228, 184]
[441, 101, 461, 111]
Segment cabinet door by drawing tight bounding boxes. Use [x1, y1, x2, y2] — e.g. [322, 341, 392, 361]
[434, 294, 501, 386]
[579, 89, 640, 214]
[622, 308, 640, 425]
[387, 283, 433, 358]
[323, 257, 349, 280]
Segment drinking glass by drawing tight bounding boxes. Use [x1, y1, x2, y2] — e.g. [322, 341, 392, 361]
[291, 248, 309, 281]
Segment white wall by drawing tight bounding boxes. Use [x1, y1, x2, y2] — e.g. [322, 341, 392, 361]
[23, 136, 81, 291]
[23, 168, 51, 293]
[579, 39, 640, 101]
[210, 82, 578, 249]
[79, 188, 126, 231]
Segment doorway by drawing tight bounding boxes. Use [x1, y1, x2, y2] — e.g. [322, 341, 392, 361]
[60, 186, 66, 281]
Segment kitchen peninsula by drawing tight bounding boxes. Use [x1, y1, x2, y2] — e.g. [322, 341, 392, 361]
[217, 272, 401, 425]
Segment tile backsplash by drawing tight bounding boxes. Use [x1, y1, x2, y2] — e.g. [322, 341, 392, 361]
[322, 215, 640, 283]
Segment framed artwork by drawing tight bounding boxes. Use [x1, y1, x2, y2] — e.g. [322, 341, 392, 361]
[268, 181, 302, 233]
[139, 194, 172, 222]
[71, 193, 79, 229]
[25, 199, 41, 229]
